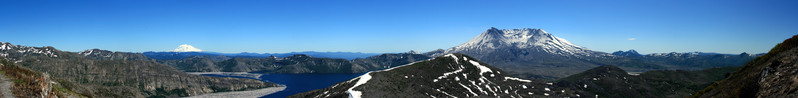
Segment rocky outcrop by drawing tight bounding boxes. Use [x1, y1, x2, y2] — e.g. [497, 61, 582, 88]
[695, 35, 798, 97]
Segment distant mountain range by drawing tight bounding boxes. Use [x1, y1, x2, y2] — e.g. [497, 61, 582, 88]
[425, 27, 761, 79]
[613, 50, 763, 69]
[143, 51, 381, 60]
[155, 52, 430, 73]
[0, 42, 276, 97]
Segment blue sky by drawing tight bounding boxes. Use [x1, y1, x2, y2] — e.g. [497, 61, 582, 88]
[0, 0, 796, 54]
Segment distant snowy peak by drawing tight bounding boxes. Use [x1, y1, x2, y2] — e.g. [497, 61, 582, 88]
[171, 44, 202, 52]
[0, 42, 59, 58]
[78, 49, 111, 56]
[447, 27, 592, 56]
[646, 52, 707, 57]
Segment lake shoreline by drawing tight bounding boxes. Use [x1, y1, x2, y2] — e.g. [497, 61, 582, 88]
[187, 72, 263, 80]
[185, 86, 287, 98]
[186, 72, 284, 97]
[191, 72, 364, 98]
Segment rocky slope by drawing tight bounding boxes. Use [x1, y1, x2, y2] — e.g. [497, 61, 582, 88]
[0, 42, 277, 97]
[695, 35, 798, 97]
[0, 57, 85, 98]
[157, 55, 229, 72]
[290, 53, 580, 98]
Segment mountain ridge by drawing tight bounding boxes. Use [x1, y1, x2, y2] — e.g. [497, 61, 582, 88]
[0, 42, 277, 97]
[290, 53, 579, 97]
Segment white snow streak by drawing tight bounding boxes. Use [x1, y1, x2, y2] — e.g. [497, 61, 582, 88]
[459, 83, 479, 96]
[435, 89, 458, 98]
[435, 65, 464, 82]
[342, 55, 440, 98]
[504, 77, 532, 82]
[346, 72, 372, 98]
[469, 60, 492, 76]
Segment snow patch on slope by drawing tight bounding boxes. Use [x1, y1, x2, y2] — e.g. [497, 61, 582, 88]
[504, 77, 532, 82]
[0, 42, 58, 58]
[344, 55, 439, 97]
[347, 72, 372, 98]
[469, 60, 492, 76]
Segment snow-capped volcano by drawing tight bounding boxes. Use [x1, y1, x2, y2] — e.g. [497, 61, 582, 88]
[425, 27, 655, 79]
[444, 27, 593, 56]
[171, 44, 202, 52]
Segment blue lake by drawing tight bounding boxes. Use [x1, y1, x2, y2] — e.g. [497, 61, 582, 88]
[203, 73, 364, 98]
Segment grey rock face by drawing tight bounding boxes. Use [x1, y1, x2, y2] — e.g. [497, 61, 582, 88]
[696, 35, 798, 97]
